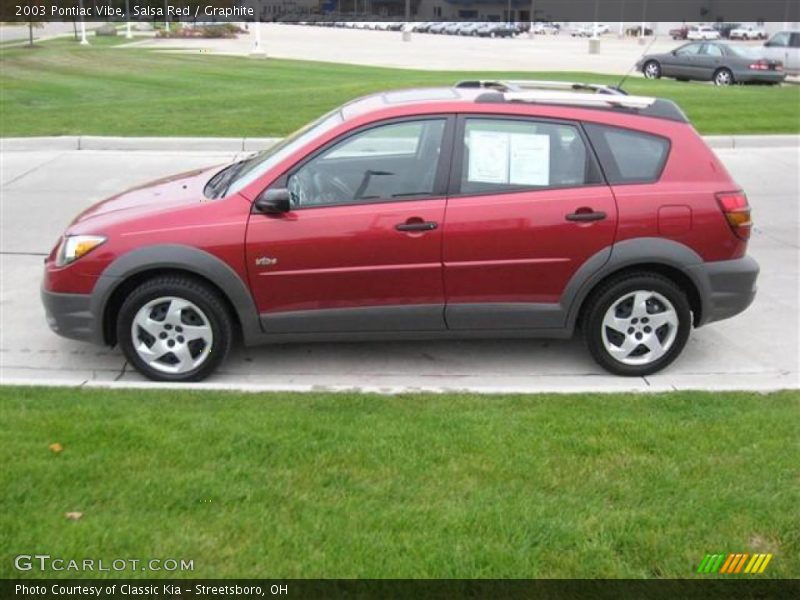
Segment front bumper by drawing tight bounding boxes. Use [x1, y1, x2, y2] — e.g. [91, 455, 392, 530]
[688, 255, 759, 326]
[41, 287, 100, 344]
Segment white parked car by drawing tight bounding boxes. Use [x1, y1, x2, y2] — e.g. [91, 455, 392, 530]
[730, 26, 767, 40]
[761, 30, 800, 75]
[687, 26, 721, 40]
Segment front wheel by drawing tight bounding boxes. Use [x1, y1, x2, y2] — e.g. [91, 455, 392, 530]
[117, 276, 233, 382]
[583, 273, 691, 376]
[643, 60, 662, 79]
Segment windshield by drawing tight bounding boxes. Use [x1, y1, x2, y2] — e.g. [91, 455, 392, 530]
[214, 109, 344, 198]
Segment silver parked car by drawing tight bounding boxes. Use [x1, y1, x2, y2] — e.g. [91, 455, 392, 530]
[760, 30, 800, 75]
[637, 42, 786, 85]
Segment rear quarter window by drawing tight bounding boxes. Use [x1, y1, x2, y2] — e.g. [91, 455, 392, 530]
[584, 124, 670, 184]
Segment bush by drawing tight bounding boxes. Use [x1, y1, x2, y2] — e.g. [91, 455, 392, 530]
[156, 23, 245, 39]
[95, 23, 118, 37]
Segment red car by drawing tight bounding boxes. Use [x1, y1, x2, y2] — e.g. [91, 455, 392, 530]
[42, 80, 759, 382]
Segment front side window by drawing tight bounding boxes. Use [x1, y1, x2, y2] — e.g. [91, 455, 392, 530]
[676, 43, 702, 56]
[286, 119, 446, 208]
[458, 118, 598, 195]
[584, 124, 670, 184]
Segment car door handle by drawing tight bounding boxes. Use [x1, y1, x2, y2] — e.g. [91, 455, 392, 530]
[395, 221, 438, 232]
[566, 210, 607, 222]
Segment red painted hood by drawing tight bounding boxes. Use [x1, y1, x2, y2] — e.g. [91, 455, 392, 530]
[69, 165, 222, 227]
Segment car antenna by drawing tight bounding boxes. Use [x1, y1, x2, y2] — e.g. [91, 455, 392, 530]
[614, 34, 660, 93]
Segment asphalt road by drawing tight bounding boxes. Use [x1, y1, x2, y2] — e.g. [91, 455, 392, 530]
[0, 145, 797, 393]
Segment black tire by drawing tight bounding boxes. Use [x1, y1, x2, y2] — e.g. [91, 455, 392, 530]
[713, 67, 735, 86]
[582, 272, 692, 376]
[117, 275, 233, 382]
[643, 60, 662, 79]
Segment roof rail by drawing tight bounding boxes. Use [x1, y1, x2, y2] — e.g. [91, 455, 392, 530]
[455, 79, 628, 96]
[504, 90, 656, 110]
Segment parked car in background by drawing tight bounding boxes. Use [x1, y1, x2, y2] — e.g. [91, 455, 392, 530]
[428, 22, 449, 34]
[638, 41, 785, 85]
[476, 23, 517, 38]
[42, 80, 759, 382]
[670, 26, 689, 40]
[687, 26, 721, 40]
[714, 23, 742, 39]
[729, 25, 767, 40]
[533, 22, 560, 35]
[572, 25, 609, 37]
[761, 30, 800, 75]
[458, 22, 484, 36]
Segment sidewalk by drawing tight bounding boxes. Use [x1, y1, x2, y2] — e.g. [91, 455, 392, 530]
[3, 134, 797, 152]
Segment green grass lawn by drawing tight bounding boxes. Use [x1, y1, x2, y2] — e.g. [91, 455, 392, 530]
[1, 386, 797, 579]
[1, 38, 799, 137]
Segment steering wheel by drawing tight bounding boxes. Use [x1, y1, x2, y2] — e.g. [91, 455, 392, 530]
[290, 168, 354, 206]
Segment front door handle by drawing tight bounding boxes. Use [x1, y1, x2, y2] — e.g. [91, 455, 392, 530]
[395, 221, 438, 232]
[566, 210, 607, 223]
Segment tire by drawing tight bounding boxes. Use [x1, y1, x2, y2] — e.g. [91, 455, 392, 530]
[714, 68, 734, 86]
[582, 272, 692, 376]
[117, 275, 233, 382]
[643, 60, 662, 79]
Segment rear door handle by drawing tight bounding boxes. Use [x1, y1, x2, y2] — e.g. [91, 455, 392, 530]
[566, 211, 607, 223]
[395, 221, 438, 232]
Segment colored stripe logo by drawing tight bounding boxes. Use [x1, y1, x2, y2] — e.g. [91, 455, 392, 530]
[696, 553, 773, 574]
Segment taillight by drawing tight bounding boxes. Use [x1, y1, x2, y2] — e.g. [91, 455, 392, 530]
[716, 191, 752, 240]
[749, 62, 769, 70]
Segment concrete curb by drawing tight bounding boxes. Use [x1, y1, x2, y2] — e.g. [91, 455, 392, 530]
[1, 136, 281, 152]
[2, 134, 797, 152]
[703, 134, 800, 150]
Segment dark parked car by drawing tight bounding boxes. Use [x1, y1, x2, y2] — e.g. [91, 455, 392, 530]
[669, 26, 689, 40]
[637, 42, 786, 85]
[43, 80, 758, 382]
[476, 23, 517, 38]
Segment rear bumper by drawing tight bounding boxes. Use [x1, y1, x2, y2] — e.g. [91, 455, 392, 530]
[40, 287, 100, 344]
[689, 256, 759, 326]
[733, 70, 786, 84]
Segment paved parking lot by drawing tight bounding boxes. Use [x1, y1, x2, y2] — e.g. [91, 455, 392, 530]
[136, 24, 696, 74]
[0, 144, 797, 393]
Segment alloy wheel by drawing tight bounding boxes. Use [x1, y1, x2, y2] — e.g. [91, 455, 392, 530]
[644, 62, 661, 79]
[130, 296, 214, 374]
[714, 69, 733, 86]
[600, 290, 679, 366]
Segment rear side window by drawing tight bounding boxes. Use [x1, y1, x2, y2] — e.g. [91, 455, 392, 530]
[584, 124, 670, 184]
[457, 118, 601, 195]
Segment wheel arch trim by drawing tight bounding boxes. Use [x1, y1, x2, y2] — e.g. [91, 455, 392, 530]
[90, 244, 261, 345]
[562, 237, 710, 330]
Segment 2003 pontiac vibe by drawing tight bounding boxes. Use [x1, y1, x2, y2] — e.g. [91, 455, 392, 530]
[41, 81, 759, 382]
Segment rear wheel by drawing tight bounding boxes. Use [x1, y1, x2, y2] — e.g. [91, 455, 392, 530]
[643, 60, 662, 79]
[117, 276, 233, 382]
[714, 67, 734, 86]
[583, 273, 691, 376]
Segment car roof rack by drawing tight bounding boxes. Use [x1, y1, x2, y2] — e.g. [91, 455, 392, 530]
[455, 79, 660, 112]
[455, 79, 628, 96]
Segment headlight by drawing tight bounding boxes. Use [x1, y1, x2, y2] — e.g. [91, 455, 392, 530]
[55, 235, 107, 267]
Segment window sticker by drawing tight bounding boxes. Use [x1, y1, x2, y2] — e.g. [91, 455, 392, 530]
[468, 130, 510, 184]
[509, 133, 550, 186]
[467, 129, 550, 186]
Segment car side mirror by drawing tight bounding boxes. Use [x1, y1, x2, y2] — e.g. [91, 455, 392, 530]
[254, 188, 291, 214]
